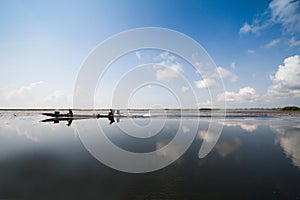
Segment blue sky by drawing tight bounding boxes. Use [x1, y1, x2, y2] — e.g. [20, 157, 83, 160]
[0, 0, 299, 108]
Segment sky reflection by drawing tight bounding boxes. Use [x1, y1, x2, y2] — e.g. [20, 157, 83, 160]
[0, 111, 299, 198]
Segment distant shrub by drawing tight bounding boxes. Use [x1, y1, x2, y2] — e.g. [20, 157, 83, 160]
[281, 106, 300, 111]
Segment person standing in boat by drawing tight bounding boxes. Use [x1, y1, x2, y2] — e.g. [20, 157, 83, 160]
[108, 109, 115, 125]
[68, 108, 73, 116]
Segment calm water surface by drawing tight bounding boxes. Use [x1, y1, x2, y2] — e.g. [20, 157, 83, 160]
[0, 110, 299, 199]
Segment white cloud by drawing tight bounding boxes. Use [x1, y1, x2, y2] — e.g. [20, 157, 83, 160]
[289, 37, 300, 47]
[239, 23, 253, 34]
[239, 21, 267, 34]
[43, 90, 70, 107]
[217, 57, 297, 105]
[194, 67, 238, 89]
[154, 51, 183, 81]
[1, 81, 71, 108]
[268, 55, 300, 98]
[269, 0, 300, 33]
[135, 51, 141, 60]
[265, 38, 281, 48]
[247, 49, 255, 54]
[156, 62, 182, 81]
[181, 86, 189, 93]
[157, 51, 238, 91]
[195, 78, 218, 89]
[197, 100, 212, 107]
[159, 51, 175, 61]
[7, 81, 45, 99]
[4, 81, 46, 108]
[240, 0, 300, 36]
[217, 67, 238, 82]
[230, 62, 236, 69]
[219, 86, 259, 103]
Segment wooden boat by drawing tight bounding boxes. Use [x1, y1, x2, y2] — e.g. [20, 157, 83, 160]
[41, 109, 117, 126]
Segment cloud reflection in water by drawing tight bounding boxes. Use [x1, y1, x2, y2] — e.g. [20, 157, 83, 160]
[271, 124, 300, 168]
[0, 111, 300, 198]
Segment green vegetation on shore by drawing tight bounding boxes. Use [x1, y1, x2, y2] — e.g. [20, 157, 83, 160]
[199, 108, 212, 111]
[281, 106, 300, 111]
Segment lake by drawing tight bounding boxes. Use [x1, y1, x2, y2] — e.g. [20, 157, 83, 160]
[0, 110, 299, 199]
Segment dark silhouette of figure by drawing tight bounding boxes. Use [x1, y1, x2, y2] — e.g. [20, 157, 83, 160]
[108, 109, 115, 125]
[67, 119, 73, 126]
[68, 108, 73, 116]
